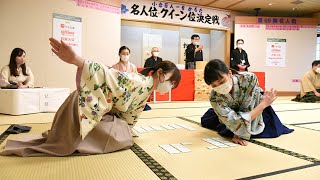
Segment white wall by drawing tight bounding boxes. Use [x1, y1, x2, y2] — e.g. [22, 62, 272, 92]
[121, 26, 180, 67]
[0, 0, 121, 91]
[210, 30, 225, 61]
[121, 22, 225, 67]
[235, 23, 317, 91]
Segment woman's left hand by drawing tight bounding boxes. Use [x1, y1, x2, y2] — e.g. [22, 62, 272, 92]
[262, 88, 277, 107]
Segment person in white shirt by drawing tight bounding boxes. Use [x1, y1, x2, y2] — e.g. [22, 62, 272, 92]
[0, 48, 34, 88]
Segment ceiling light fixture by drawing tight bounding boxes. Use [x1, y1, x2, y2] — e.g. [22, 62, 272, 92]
[291, 0, 304, 5]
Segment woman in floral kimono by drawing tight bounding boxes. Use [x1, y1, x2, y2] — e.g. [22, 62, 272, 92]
[0, 38, 181, 156]
[201, 59, 293, 146]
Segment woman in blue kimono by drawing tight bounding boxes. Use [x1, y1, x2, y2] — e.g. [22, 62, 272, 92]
[202, 59, 293, 146]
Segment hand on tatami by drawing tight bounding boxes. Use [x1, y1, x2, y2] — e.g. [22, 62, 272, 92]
[261, 88, 277, 107]
[49, 38, 84, 68]
[232, 135, 248, 146]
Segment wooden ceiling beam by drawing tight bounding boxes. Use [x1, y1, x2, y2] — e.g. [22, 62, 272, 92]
[204, 0, 220, 6]
[225, 0, 246, 9]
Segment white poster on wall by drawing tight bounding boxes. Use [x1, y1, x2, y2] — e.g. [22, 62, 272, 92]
[121, 0, 231, 30]
[142, 33, 162, 64]
[266, 38, 286, 67]
[53, 13, 82, 56]
[180, 38, 191, 64]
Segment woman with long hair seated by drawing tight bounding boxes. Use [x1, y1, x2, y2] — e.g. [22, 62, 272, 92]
[0, 48, 34, 88]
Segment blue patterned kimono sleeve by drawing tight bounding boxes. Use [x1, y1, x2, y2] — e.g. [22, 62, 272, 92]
[210, 93, 251, 139]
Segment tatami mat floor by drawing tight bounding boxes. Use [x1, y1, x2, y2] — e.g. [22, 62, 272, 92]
[0, 98, 319, 179]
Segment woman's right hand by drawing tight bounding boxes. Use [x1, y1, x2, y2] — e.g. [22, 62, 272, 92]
[232, 135, 248, 146]
[49, 38, 84, 68]
[261, 88, 277, 108]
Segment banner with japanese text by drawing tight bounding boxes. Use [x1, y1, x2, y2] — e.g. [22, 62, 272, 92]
[121, 0, 231, 30]
[53, 13, 82, 55]
[266, 38, 286, 67]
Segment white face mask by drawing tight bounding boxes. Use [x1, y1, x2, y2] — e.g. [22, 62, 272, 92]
[120, 55, 130, 62]
[157, 74, 173, 93]
[316, 68, 320, 73]
[237, 44, 243, 49]
[213, 78, 233, 94]
[193, 41, 199, 46]
[153, 52, 159, 57]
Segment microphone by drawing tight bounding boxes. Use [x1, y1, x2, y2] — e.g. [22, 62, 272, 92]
[196, 45, 201, 52]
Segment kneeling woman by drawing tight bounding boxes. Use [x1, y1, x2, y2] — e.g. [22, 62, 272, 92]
[0, 38, 180, 156]
[202, 59, 293, 146]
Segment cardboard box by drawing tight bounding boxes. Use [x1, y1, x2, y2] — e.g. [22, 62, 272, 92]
[196, 61, 207, 70]
[194, 89, 211, 101]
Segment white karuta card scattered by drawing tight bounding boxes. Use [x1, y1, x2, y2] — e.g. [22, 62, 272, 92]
[207, 146, 219, 150]
[202, 138, 230, 148]
[133, 126, 147, 133]
[159, 144, 180, 154]
[140, 126, 155, 131]
[211, 137, 238, 146]
[161, 125, 175, 130]
[171, 143, 192, 153]
[176, 124, 197, 131]
[181, 142, 192, 145]
[149, 125, 165, 131]
[223, 143, 238, 147]
[168, 124, 183, 129]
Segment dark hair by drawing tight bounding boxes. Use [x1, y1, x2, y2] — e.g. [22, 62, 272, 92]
[204, 59, 230, 85]
[191, 34, 200, 40]
[140, 61, 181, 88]
[119, 46, 130, 54]
[312, 60, 320, 67]
[236, 39, 244, 44]
[9, 48, 28, 77]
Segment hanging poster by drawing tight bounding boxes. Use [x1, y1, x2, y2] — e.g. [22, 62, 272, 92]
[53, 13, 82, 55]
[266, 38, 286, 67]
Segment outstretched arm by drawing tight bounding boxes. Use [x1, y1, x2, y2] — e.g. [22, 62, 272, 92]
[49, 38, 85, 69]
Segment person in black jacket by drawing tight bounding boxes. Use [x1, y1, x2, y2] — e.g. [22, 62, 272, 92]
[230, 39, 250, 72]
[185, 34, 203, 69]
[144, 47, 163, 68]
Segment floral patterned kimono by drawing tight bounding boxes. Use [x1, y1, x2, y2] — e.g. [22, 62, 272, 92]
[0, 61, 154, 156]
[78, 61, 153, 138]
[203, 72, 293, 140]
[209, 73, 264, 140]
